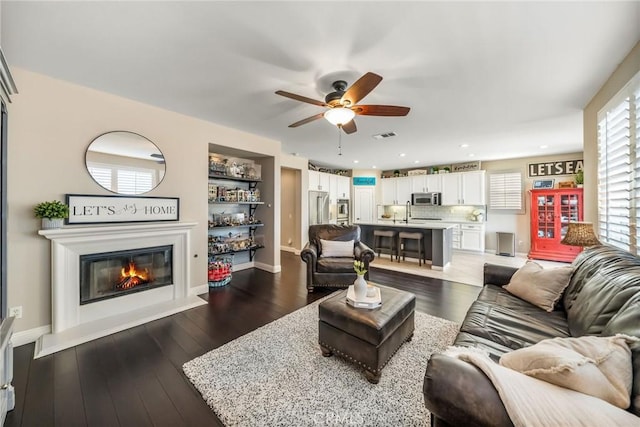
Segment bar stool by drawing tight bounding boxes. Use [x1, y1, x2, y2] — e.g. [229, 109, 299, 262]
[398, 231, 424, 266]
[373, 230, 398, 261]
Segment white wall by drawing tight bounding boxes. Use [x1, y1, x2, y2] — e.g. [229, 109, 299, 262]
[7, 68, 281, 333]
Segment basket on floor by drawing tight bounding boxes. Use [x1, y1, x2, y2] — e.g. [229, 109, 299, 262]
[208, 255, 233, 287]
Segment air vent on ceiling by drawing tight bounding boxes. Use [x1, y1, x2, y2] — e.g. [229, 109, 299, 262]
[372, 132, 397, 140]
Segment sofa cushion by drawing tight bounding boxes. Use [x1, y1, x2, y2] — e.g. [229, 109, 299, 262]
[316, 257, 355, 273]
[564, 245, 640, 311]
[319, 239, 354, 257]
[567, 270, 640, 337]
[502, 261, 573, 312]
[308, 224, 360, 247]
[460, 299, 570, 352]
[602, 294, 640, 417]
[500, 335, 637, 409]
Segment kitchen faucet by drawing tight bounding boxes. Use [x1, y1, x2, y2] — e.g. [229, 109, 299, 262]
[405, 201, 411, 223]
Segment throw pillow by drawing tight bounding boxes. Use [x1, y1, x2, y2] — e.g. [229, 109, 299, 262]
[500, 334, 639, 409]
[503, 261, 574, 312]
[319, 239, 354, 258]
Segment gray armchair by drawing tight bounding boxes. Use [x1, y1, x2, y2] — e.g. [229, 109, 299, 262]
[300, 224, 375, 293]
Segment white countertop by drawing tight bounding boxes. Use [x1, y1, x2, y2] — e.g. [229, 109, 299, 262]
[355, 221, 457, 230]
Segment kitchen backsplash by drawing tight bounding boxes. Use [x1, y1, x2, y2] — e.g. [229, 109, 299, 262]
[378, 205, 486, 222]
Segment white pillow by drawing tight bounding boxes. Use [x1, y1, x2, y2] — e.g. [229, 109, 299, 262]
[503, 261, 574, 312]
[319, 239, 354, 258]
[500, 334, 638, 408]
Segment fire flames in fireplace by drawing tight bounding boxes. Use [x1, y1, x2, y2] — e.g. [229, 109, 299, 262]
[116, 262, 152, 290]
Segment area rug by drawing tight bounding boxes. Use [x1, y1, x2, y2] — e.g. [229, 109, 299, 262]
[183, 297, 460, 426]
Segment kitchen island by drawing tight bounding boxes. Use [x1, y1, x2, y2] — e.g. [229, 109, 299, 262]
[355, 221, 455, 270]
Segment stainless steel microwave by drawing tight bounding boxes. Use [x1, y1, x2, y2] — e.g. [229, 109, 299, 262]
[411, 192, 441, 206]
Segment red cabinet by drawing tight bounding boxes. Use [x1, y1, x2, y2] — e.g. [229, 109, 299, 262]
[529, 189, 583, 262]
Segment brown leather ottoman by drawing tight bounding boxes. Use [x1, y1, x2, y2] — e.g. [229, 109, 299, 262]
[318, 284, 416, 384]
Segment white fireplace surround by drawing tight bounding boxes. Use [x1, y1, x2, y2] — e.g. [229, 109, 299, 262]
[35, 222, 206, 358]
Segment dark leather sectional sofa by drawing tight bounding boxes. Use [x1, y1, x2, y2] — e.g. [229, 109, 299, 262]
[423, 245, 640, 426]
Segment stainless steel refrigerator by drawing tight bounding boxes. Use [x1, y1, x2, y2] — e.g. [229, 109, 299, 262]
[309, 191, 329, 225]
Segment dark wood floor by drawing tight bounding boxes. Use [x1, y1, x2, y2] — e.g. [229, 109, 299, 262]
[6, 252, 480, 426]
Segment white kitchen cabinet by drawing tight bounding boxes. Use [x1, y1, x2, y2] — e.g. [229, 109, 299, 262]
[309, 170, 330, 192]
[336, 175, 351, 199]
[381, 177, 412, 205]
[441, 173, 462, 205]
[329, 174, 338, 202]
[460, 223, 485, 252]
[441, 171, 486, 205]
[411, 175, 442, 193]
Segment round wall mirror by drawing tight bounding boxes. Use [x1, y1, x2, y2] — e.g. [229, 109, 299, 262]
[85, 131, 166, 195]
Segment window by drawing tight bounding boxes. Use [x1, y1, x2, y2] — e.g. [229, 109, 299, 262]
[87, 162, 155, 194]
[597, 71, 639, 253]
[488, 171, 524, 212]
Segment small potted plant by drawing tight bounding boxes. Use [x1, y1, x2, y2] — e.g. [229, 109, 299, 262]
[575, 170, 584, 188]
[34, 200, 69, 229]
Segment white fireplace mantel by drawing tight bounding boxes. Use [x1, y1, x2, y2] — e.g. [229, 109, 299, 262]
[35, 221, 206, 358]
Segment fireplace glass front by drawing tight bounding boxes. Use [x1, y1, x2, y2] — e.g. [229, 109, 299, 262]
[80, 245, 173, 305]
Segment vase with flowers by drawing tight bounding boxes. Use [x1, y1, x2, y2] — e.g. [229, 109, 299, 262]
[353, 260, 368, 300]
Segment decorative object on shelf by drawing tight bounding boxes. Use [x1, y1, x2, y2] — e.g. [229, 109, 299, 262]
[34, 200, 69, 229]
[575, 170, 584, 188]
[533, 179, 555, 189]
[208, 256, 233, 288]
[560, 222, 601, 247]
[470, 209, 484, 222]
[558, 181, 576, 189]
[208, 153, 262, 180]
[66, 194, 179, 224]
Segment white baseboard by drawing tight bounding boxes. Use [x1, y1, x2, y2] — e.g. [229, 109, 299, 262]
[12, 325, 51, 347]
[255, 262, 281, 273]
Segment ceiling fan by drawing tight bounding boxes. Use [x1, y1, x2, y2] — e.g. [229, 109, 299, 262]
[275, 72, 410, 134]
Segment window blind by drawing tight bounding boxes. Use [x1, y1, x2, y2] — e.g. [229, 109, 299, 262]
[598, 71, 639, 253]
[488, 171, 523, 211]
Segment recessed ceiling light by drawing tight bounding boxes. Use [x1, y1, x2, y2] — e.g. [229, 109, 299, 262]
[399, 153, 406, 157]
[353, 160, 359, 164]
[540, 145, 548, 149]
[372, 165, 377, 169]
[469, 153, 475, 157]
[414, 160, 420, 164]
[460, 144, 469, 148]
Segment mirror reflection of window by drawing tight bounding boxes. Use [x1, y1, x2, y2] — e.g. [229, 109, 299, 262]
[85, 131, 165, 195]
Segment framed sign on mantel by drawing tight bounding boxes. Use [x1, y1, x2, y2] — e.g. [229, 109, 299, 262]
[66, 194, 179, 225]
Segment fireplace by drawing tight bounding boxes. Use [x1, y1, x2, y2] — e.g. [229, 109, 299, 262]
[79, 245, 173, 305]
[36, 222, 206, 359]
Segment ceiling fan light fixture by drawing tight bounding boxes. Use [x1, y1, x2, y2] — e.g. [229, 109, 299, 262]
[324, 107, 355, 126]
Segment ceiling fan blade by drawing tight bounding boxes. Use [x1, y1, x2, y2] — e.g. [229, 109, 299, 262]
[288, 112, 325, 128]
[352, 105, 410, 116]
[340, 72, 383, 106]
[341, 120, 357, 134]
[275, 90, 327, 107]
